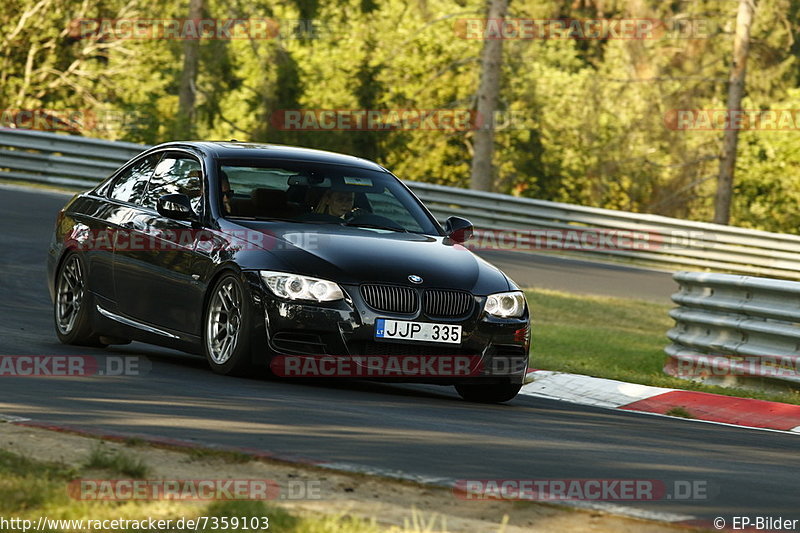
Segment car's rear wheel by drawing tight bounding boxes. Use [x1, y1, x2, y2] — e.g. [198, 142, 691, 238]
[204, 273, 252, 376]
[455, 382, 521, 403]
[54, 252, 104, 346]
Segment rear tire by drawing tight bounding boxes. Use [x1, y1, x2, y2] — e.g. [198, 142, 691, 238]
[54, 252, 105, 346]
[203, 273, 253, 376]
[455, 382, 521, 403]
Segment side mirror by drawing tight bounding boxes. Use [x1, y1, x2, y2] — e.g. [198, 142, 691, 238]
[157, 193, 196, 221]
[444, 216, 474, 243]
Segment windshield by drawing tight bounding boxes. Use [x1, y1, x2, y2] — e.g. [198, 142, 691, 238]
[217, 159, 441, 235]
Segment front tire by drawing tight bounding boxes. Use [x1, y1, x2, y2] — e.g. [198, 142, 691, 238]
[203, 273, 253, 376]
[455, 382, 521, 403]
[54, 252, 104, 346]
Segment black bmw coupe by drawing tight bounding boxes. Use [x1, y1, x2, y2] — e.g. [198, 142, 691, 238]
[47, 142, 530, 402]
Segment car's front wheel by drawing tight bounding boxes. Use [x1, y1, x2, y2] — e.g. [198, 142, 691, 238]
[455, 382, 522, 403]
[204, 273, 253, 376]
[54, 252, 104, 346]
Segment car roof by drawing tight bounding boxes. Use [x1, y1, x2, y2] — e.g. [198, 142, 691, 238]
[148, 141, 389, 172]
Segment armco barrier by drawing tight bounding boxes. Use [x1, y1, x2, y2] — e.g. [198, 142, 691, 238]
[665, 271, 800, 386]
[0, 129, 147, 188]
[3, 130, 800, 279]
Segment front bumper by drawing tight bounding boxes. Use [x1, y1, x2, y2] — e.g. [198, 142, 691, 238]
[244, 272, 530, 384]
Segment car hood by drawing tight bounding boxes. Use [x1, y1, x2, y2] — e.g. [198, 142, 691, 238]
[229, 221, 511, 294]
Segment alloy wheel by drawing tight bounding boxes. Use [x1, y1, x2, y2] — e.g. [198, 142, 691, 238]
[56, 255, 84, 335]
[206, 279, 242, 364]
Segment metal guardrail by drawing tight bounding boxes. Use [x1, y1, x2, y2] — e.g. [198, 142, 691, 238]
[0, 129, 147, 188]
[4, 130, 800, 279]
[665, 271, 800, 386]
[411, 182, 800, 280]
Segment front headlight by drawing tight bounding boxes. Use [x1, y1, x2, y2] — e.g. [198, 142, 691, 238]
[484, 291, 526, 318]
[260, 271, 344, 302]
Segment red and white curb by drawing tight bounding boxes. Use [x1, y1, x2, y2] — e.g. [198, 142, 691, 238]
[521, 370, 800, 434]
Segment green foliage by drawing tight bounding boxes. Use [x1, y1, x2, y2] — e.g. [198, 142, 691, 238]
[732, 89, 800, 233]
[84, 445, 149, 478]
[0, 449, 75, 512]
[3, 0, 800, 232]
[665, 406, 695, 418]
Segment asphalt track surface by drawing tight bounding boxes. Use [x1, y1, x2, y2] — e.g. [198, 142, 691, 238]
[0, 185, 797, 524]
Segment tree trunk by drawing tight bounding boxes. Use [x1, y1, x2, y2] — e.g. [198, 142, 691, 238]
[713, 0, 755, 225]
[469, 0, 507, 192]
[177, 0, 204, 139]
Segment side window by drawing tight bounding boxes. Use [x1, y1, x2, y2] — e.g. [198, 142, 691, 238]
[108, 155, 159, 204]
[141, 155, 203, 213]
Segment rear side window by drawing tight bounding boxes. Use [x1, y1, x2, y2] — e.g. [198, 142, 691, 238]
[108, 155, 159, 204]
[141, 155, 203, 212]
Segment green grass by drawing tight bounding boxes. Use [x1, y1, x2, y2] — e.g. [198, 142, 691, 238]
[0, 449, 388, 533]
[526, 288, 800, 405]
[0, 449, 76, 513]
[123, 437, 146, 447]
[665, 406, 694, 419]
[185, 447, 253, 464]
[84, 444, 149, 478]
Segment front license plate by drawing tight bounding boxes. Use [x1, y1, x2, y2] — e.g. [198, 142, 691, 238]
[375, 319, 462, 344]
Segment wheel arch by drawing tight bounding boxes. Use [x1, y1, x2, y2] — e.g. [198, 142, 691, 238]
[200, 263, 246, 320]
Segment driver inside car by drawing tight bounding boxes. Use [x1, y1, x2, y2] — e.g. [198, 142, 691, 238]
[315, 189, 356, 218]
